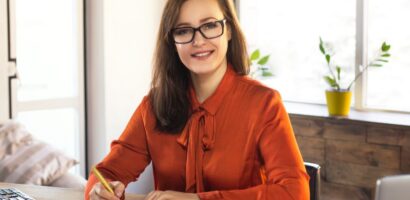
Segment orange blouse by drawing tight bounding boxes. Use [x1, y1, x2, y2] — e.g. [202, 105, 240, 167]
[85, 65, 310, 200]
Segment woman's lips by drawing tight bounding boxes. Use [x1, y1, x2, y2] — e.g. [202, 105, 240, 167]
[191, 50, 214, 60]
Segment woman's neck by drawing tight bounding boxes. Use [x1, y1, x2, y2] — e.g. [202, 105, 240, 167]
[191, 62, 228, 104]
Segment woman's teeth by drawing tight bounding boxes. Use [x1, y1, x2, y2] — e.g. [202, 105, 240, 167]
[193, 51, 213, 57]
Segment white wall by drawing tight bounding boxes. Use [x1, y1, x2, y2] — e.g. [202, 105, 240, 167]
[0, 0, 9, 121]
[86, 0, 107, 172]
[103, 0, 161, 147]
[86, 0, 165, 194]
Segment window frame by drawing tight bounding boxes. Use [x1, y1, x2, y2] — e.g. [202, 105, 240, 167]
[0, 0, 10, 121]
[5, 0, 87, 177]
[237, 0, 410, 114]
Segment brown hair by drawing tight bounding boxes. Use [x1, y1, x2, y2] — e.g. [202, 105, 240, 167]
[149, 0, 249, 133]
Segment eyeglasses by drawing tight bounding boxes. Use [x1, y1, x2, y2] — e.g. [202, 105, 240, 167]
[171, 19, 227, 44]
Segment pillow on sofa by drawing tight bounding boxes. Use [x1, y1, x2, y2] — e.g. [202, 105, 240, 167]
[0, 120, 33, 160]
[0, 121, 78, 185]
[48, 172, 86, 189]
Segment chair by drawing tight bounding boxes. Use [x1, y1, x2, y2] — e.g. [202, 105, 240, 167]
[304, 162, 321, 200]
[375, 174, 410, 200]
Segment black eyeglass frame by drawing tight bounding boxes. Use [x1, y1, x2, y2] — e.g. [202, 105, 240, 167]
[171, 19, 227, 44]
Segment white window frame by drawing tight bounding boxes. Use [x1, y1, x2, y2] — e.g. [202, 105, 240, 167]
[4, 0, 87, 176]
[237, 0, 409, 114]
[0, 0, 9, 121]
[0, 0, 16, 121]
[354, 0, 368, 110]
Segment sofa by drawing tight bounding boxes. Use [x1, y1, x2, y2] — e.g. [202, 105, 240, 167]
[0, 120, 86, 189]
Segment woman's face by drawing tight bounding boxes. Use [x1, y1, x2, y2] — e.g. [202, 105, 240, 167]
[174, 0, 230, 76]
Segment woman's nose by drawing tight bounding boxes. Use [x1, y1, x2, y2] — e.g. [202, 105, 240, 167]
[192, 30, 206, 46]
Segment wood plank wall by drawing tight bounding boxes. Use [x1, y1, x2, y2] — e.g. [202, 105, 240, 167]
[290, 115, 410, 200]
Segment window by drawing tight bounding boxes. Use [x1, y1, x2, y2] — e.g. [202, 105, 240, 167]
[239, 0, 410, 112]
[11, 0, 86, 175]
[367, 0, 410, 112]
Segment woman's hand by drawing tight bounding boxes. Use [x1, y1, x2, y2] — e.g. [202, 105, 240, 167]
[144, 190, 200, 200]
[89, 181, 125, 200]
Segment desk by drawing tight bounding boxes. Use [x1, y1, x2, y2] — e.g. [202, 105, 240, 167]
[0, 182, 145, 200]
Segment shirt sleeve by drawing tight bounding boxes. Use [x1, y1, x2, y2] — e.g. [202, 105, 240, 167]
[84, 97, 151, 200]
[197, 91, 310, 200]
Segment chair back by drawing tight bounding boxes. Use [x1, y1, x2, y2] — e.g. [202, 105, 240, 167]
[375, 174, 410, 200]
[305, 162, 321, 200]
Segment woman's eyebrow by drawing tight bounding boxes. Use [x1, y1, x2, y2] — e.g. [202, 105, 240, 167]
[176, 17, 218, 27]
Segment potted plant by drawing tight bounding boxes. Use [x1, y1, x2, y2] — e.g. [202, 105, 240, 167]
[250, 49, 274, 78]
[319, 37, 391, 116]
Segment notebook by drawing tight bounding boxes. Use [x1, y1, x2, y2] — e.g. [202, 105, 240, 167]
[0, 188, 34, 200]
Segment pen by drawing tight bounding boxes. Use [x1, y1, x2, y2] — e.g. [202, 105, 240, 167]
[92, 166, 115, 194]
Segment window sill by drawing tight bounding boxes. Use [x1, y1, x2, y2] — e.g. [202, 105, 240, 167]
[284, 101, 410, 127]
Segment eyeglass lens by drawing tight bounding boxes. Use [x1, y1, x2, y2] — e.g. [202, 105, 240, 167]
[173, 20, 224, 44]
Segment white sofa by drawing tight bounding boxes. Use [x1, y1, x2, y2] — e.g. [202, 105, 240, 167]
[0, 120, 86, 189]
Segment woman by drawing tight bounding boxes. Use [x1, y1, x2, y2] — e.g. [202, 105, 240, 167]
[86, 0, 310, 199]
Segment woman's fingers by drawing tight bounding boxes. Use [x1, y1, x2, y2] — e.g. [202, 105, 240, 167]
[90, 182, 120, 200]
[89, 182, 104, 200]
[98, 186, 120, 200]
[143, 190, 199, 200]
[111, 181, 125, 198]
[144, 191, 162, 200]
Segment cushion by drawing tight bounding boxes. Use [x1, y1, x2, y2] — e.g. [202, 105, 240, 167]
[48, 172, 86, 189]
[0, 120, 33, 160]
[0, 120, 79, 185]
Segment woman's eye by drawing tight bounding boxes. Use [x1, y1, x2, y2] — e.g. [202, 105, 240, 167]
[203, 22, 218, 30]
[174, 28, 192, 36]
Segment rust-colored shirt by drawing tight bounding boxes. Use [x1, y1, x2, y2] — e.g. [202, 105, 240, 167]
[85, 66, 309, 200]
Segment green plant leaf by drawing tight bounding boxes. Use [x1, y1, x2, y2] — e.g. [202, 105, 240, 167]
[319, 44, 325, 55]
[376, 59, 388, 63]
[319, 37, 325, 55]
[262, 71, 274, 77]
[250, 49, 260, 61]
[369, 63, 383, 67]
[381, 53, 391, 57]
[325, 54, 331, 64]
[336, 66, 341, 81]
[257, 55, 270, 65]
[381, 42, 391, 52]
[324, 75, 337, 88]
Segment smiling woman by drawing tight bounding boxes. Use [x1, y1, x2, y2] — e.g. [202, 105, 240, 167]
[85, 0, 309, 200]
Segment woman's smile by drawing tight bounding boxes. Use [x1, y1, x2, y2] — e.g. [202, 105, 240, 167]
[191, 50, 215, 60]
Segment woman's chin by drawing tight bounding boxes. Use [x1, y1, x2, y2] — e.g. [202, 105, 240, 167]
[190, 69, 215, 77]
[187, 64, 216, 75]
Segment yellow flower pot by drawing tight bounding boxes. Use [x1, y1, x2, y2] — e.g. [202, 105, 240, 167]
[325, 90, 352, 117]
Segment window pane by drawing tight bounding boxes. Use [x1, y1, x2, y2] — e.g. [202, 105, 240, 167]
[367, 0, 410, 112]
[240, 0, 356, 104]
[16, 108, 80, 173]
[16, 0, 79, 101]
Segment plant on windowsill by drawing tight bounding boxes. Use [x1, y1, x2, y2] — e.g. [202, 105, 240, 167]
[319, 37, 391, 117]
[249, 49, 274, 78]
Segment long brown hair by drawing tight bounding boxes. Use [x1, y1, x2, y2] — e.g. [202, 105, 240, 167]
[149, 0, 249, 133]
